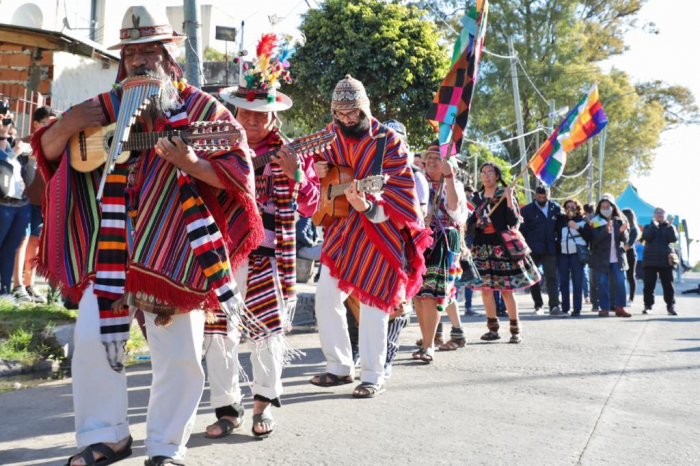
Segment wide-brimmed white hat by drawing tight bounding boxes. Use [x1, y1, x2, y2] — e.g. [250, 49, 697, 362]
[219, 34, 294, 113]
[108, 6, 186, 50]
[219, 84, 293, 113]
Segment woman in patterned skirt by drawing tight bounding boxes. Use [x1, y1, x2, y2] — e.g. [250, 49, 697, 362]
[413, 145, 469, 363]
[467, 162, 540, 343]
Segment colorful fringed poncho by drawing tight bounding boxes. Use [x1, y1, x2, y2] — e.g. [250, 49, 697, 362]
[204, 129, 320, 339]
[31, 85, 263, 315]
[317, 119, 432, 312]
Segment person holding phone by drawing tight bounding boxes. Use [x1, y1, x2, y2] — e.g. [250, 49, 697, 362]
[0, 101, 32, 301]
[583, 198, 631, 317]
[555, 199, 590, 316]
[641, 207, 678, 315]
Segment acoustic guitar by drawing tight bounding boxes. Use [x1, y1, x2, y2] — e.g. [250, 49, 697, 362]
[312, 166, 386, 228]
[69, 121, 242, 173]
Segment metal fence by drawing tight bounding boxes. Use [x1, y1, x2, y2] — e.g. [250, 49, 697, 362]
[0, 84, 70, 138]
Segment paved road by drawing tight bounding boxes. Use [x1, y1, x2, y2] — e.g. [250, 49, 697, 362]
[1, 275, 699, 465]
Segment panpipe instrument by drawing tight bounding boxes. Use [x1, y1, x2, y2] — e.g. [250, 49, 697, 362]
[95, 77, 163, 201]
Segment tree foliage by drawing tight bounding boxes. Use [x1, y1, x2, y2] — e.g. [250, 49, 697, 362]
[203, 46, 230, 62]
[284, 0, 450, 146]
[416, 0, 698, 201]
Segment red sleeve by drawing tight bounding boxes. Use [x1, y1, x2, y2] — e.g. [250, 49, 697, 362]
[30, 122, 59, 182]
[290, 153, 320, 217]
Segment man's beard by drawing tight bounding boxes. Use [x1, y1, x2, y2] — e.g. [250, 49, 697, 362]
[120, 67, 179, 120]
[335, 113, 370, 139]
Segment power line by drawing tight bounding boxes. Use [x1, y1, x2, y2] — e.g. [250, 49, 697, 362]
[550, 184, 587, 201]
[560, 162, 592, 179]
[482, 48, 516, 59]
[517, 60, 549, 106]
[425, 2, 460, 36]
[463, 126, 546, 149]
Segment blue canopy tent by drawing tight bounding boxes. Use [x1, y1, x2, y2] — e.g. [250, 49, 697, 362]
[616, 184, 659, 227]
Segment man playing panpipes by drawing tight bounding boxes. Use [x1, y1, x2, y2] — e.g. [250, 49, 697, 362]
[31, 6, 262, 465]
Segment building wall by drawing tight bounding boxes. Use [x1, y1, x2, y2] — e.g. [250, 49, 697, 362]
[50, 51, 118, 106]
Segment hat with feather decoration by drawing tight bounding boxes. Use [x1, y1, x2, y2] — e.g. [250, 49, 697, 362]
[219, 33, 294, 112]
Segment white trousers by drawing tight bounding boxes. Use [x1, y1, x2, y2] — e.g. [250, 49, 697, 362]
[205, 260, 285, 410]
[315, 267, 389, 385]
[72, 284, 205, 460]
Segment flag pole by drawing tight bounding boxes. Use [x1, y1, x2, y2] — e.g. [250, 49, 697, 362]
[483, 143, 546, 220]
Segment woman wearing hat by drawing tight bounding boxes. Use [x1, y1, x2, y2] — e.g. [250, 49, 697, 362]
[412, 144, 469, 363]
[204, 34, 320, 440]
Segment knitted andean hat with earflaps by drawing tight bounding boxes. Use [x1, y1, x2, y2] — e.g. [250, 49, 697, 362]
[331, 74, 372, 119]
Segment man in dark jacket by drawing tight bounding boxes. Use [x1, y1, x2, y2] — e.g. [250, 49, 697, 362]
[520, 185, 563, 315]
[642, 207, 679, 315]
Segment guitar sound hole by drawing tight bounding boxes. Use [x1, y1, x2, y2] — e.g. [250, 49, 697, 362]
[104, 131, 114, 153]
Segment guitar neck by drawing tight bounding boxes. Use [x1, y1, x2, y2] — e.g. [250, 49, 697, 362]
[328, 182, 353, 199]
[252, 149, 276, 170]
[252, 137, 321, 170]
[123, 130, 184, 151]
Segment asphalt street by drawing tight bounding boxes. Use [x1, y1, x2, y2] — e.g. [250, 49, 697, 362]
[1, 274, 699, 466]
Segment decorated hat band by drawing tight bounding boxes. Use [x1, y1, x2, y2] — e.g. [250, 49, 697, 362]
[119, 24, 174, 40]
[235, 86, 280, 104]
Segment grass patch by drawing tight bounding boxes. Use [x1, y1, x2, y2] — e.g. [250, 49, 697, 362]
[126, 320, 148, 355]
[0, 300, 77, 339]
[0, 299, 77, 365]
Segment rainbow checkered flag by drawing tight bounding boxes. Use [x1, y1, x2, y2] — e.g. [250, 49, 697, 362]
[425, 0, 489, 158]
[530, 84, 608, 186]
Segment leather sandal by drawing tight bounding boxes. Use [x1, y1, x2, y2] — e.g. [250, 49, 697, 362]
[438, 338, 466, 351]
[309, 372, 353, 387]
[65, 436, 133, 466]
[352, 382, 386, 399]
[480, 331, 501, 341]
[252, 412, 275, 439]
[205, 417, 242, 439]
[412, 347, 434, 364]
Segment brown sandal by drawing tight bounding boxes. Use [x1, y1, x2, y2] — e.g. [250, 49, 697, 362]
[437, 338, 466, 351]
[309, 372, 353, 387]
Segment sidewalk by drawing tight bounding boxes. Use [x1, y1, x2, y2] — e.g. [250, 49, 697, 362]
[1, 274, 699, 465]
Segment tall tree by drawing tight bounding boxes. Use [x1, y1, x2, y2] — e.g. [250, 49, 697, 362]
[418, 0, 698, 199]
[283, 0, 450, 146]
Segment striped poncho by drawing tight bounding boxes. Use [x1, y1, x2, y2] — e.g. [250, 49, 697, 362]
[204, 129, 320, 339]
[32, 85, 263, 313]
[318, 119, 432, 312]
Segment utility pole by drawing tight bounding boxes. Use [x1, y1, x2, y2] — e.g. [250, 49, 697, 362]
[597, 125, 607, 202]
[547, 100, 556, 134]
[508, 37, 531, 203]
[183, 0, 203, 88]
[238, 20, 245, 84]
[587, 138, 594, 204]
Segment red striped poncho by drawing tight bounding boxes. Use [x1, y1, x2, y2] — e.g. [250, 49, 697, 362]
[31, 84, 263, 312]
[318, 119, 432, 312]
